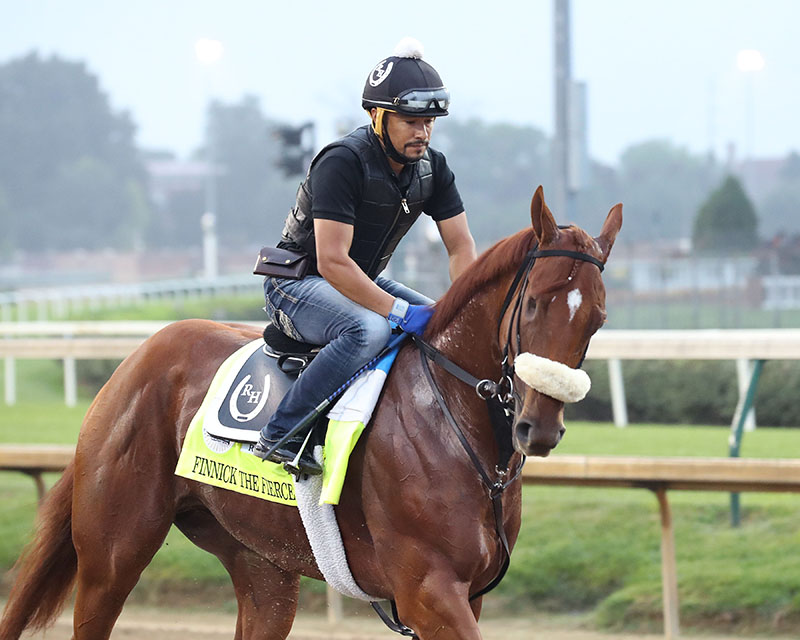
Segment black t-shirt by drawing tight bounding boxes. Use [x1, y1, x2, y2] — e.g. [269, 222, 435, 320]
[307, 145, 464, 225]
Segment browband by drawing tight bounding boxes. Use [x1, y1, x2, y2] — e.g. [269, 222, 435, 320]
[531, 249, 605, 271]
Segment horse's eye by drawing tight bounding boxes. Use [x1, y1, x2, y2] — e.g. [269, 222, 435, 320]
[526, 297, 537, 312]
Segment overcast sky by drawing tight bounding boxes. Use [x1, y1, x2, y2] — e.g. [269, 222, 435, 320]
[4, 0, 798, 165]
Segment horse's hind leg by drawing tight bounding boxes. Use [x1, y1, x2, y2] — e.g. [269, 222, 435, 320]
[70, 446, 177, 638]
[175, 508, 300, 640]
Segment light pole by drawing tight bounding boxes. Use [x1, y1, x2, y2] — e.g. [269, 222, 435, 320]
[195, 38, 224, 280]
[553, 0, 572, 220]
[736, 49, 765, 162]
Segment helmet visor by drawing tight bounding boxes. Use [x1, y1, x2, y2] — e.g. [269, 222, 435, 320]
[391, 88, 450, 114]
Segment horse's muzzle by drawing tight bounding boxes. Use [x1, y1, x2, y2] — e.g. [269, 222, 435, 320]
[512, 417, 565, 457]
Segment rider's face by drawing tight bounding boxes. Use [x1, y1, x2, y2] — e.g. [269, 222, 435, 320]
[382, 112, 436, 161]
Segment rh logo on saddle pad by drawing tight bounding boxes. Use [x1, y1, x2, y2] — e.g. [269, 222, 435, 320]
[228, 374, 271, 422]
[217, 346, 274, 431]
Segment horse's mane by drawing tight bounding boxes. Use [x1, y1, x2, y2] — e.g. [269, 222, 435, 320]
[427, 228, 536, 336]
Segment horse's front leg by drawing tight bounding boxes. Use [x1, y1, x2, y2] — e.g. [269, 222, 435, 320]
[392, 564, 483, 640]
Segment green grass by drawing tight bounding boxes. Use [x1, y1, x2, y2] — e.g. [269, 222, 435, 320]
[4, 293, 265, 323]
[0, 400, 88, 443]
[2, 401, 799, 632]
[560, 421, 800, 459]
[62, 294, 265, 323]
[506, 483, 800, 633]
[606, 299, 800, 330]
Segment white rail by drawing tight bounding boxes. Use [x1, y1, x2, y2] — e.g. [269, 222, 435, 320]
[2, 326, 797, 427]
[0, 321, 262, 406]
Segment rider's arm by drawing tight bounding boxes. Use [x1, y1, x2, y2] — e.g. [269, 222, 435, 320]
[314, 218, 395, 316]
[436, 212, 476, 282]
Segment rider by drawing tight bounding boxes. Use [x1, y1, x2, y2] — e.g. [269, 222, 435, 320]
[254, 37, 477, 473]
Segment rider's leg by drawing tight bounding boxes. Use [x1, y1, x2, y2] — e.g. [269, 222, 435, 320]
[257, 276, 392, 463]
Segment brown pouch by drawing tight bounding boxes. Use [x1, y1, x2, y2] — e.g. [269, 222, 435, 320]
[253, 246, 309, 280]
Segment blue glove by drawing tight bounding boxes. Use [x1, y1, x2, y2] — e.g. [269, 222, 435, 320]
[398, 304, 434, 336]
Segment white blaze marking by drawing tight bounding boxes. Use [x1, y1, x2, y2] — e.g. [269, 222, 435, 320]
[567, 288, 582, 323]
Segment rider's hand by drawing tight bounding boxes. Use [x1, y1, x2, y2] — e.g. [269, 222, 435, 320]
[388, 299, 434, 336]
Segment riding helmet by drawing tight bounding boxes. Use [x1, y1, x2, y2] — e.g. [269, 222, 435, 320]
[362, 37, 450, 117]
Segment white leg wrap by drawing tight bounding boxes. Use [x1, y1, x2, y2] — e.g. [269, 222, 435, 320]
[514, 352, 591, 403]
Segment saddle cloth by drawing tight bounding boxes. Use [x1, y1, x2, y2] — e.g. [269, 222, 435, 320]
[175, 337, 402, 505]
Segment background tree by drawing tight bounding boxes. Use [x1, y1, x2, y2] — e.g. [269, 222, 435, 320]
[437, 118, 550, 246]
[209, 96, 298, 248]
[0, 187, 12, 257]
[692, 174, 759, 253]
[177, 111, 553, 253]
[148, 96, 302, 250]
[616, 140, 720, 243]
[759, 151, 800, 237]
[0, 52, 151, 251]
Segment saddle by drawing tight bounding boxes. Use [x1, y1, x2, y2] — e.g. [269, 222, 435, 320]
[194, 324, 322, 444]
[262, 323, 320, 376]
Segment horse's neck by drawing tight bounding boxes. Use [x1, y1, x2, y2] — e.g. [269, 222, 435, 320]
[421, 277, 516, 470]
[429, 281, 509, 385]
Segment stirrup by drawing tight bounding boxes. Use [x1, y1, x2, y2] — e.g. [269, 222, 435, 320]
[282, 429, 321, 479]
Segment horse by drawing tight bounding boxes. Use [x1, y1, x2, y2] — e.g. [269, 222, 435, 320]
[0, 186, 621, 640]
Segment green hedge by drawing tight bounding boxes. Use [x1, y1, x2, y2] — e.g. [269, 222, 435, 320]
[570, 360, 800, 426]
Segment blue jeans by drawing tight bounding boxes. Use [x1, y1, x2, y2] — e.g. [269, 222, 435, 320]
[260, 275, 432, 443]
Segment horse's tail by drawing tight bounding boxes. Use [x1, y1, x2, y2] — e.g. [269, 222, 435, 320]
[0, 461, 77, 639]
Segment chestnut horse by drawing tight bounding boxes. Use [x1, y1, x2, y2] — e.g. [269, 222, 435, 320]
[1, 187, 621, 640]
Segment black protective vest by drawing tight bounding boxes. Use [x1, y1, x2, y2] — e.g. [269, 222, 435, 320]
[281, 125, 434, 280]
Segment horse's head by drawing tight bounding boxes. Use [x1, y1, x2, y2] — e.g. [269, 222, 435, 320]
[505, 186, 622, 456]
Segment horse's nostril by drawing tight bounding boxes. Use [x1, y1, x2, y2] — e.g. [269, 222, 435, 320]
[559, 426, 566, 438]
[515, 420, 533, 440]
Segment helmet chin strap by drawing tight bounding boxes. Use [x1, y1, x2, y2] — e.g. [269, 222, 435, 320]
[372, 108, 420, 166]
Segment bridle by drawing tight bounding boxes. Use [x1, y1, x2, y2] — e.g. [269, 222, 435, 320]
[498, 242, 606, 403]
[417, 235, 605, 462]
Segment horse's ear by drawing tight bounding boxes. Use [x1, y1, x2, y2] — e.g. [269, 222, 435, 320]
[595, 203, 623, 261]
[530, 186, 559, 246]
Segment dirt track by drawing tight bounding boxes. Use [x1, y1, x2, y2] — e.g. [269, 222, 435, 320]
[16, 607, 797, 640]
